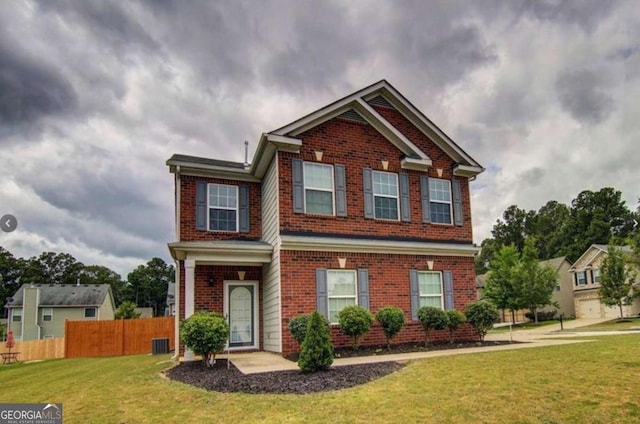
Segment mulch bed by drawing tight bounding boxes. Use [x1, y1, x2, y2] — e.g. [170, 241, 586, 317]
[165, 340, 518, 395]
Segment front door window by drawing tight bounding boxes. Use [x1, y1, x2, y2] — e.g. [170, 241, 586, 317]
[228, 284, 254, 348]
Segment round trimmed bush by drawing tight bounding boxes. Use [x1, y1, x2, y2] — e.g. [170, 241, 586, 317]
[180, 312, 229, 367]
[288, 314, 310, 345]
[465, 301, 499, 342]
[445, 309, 466, 344]
[375, 306, 405, 350]
[298, 311, 333, 373]
[417, 306, 448, 347]
[338, 305, 374, 350]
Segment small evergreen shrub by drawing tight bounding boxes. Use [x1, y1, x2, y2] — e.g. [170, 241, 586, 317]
[376, 306, 405, 350]
[180, 312, 229, 367]
[445, 310, 466, 344]
[417, 306, 449, 347]
[338, 305, 374, 350]
[465, 301, 499, 342]
[288, 314, 310, 345]
[298, 311, 334, 373]
[114, 301, 141, 319]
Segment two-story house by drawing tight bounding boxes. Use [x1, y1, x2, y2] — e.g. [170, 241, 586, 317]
[167, 80, 484, 357]
[570, 244, 640, 319]
[6, 283, 116, 341]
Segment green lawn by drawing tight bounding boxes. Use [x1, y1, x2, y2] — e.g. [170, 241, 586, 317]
[2, 335, 640, 423]
[570, 317, 640, 332]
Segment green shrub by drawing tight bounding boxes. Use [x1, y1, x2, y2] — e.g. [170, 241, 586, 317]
[376, 306, 405, 350]
[445, 310, 466, 344]
[338, 305, 374, 350]
[525, 310, 557, 322]
[180, 312, 229, 367]
[114, 301, 141, 319]
[465, 301, 499, 342]
[417, 306, 449, 347]
[298, 311, 334, 373]
[288, 314, 310, 345]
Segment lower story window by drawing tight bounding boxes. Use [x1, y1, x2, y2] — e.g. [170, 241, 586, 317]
[84, 308, 97, 318]
[418, 272, 443, 309]
[327, 270, 357, 323]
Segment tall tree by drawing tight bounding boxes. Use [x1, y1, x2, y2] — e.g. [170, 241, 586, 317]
[491, 205, 536, 253]
[126, 257, 174, 316]
[23, 252, 84, 285]
[475, 238, 501, 275]
[515, 238, 559, 322]
[80, 265, 128, 305]
[598, 246, 638, 319]
[483, 245, 523, 324]
[562, 188, 634, 261]
[0, 247, 21, 318]
[529, 200, 570, 260]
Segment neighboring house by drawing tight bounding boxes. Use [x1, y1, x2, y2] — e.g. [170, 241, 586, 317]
[167, 80, 484, 357]
[539, 256, 575, 318]
[134, 307, 154, 318]
[165, 282, 176, 316]
[475, 256, 574, 322]
[569, 244, 640, 319]
[5, 284, 116, 341]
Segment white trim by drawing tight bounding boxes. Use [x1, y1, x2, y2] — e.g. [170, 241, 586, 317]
[183, 259, 196, 361]
[418, 271, 444, 309]
[303, 162, 335, 216]
[224, 281, 259, 351]
[372, 170, 400, 221]
[326, 270, 358, 324]
[207, 183, 239, 233]
[168, 241, 273, 264]
[428, 178, 453, 225]
[280, 235, 479, 257]
[41, 307, 53, 322]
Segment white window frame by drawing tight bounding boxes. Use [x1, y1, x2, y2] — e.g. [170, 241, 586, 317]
[42, 308, 53, 322]
[372, 170, 400, 221]
[576, 271, 587, 285]
[429, 178, 453, 225]
[84, 307, 97, 318]
[303, 162, 335, 215]
[208, 183, 239, 232]
[592, 269, 600, 283]
[12, 309, 22, 322]
[418, 271, 444, 309]
[327, 270, 358, 323]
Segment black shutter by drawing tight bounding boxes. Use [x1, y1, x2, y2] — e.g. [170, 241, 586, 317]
[292, 159, 304, 213]
[238, 185, 249, 233]
[196, 181, 207, 231]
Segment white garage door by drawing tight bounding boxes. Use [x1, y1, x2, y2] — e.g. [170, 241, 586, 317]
[579, 299, 602, 319]
[579, 299, 622, 319]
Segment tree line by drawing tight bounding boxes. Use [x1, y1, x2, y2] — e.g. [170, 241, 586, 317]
[0, 247, 174, 318]
[479, 186, 640, 322]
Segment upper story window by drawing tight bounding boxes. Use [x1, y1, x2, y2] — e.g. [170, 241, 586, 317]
[42, 308, 53, 322]
[12, 309, 22, 322]
[429, 178, 453, 224]
[592, 269, 600, 283]
[418, 271, 444, 309]
[372, 171, 399, 220]
[576, 271, 587, 285]
[209, 183, 238, 232]
[84, 307, 97, 318]
[303, 162, 334, 215]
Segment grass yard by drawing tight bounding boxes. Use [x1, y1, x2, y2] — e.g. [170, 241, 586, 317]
[489, 320, 559, 333]
[570, 317, 640, 332]
[1, 335, 640, 423]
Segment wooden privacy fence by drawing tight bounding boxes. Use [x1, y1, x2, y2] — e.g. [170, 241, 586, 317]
[65, 316, 175, 359]
[0, 337, 65, 362]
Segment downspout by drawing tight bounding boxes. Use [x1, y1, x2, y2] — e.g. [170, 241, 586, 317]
[172, 166, 181, 360]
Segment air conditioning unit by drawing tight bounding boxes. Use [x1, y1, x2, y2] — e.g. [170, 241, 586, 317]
[151, 338, 170, 354]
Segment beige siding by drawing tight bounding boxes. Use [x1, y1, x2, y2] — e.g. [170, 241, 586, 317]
[262, 157, 282, 352]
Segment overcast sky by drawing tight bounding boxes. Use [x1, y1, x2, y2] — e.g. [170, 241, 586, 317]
[1, 0, 639, 278]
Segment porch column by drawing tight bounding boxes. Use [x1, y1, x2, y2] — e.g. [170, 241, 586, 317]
[184, 259, 196, 361]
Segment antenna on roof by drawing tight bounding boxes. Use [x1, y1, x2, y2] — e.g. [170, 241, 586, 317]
[243, 140, 249, 168]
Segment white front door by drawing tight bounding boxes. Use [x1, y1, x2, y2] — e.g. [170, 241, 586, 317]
[224, 281, 259, 350]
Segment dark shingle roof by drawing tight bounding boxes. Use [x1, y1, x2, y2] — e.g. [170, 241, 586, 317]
[6, 284, 111, 307]
[166, 154, 246, 169]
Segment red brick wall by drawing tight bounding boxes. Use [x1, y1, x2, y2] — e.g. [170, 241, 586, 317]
[279, 250, 477, 355]
[179, 175, 262, 241]
[278, 117, 473, 242]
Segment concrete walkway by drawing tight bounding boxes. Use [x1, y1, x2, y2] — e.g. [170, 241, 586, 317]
[226, 318, 639, 375]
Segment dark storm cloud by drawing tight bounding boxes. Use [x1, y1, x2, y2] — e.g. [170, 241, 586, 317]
[555, 68, 615, 124]
[512, 0, 614, 32]
[0, 41, 77, 137]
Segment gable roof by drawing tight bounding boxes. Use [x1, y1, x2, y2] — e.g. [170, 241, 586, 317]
[569, 244, 634, 272]
[167, 79, 484, 180]
[539, 256, 572, 272]
[6, 284, 113, 308]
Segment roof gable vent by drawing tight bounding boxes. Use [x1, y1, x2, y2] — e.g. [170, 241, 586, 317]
[337, 109, 368, 123]
[367, 95, 394, 109]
